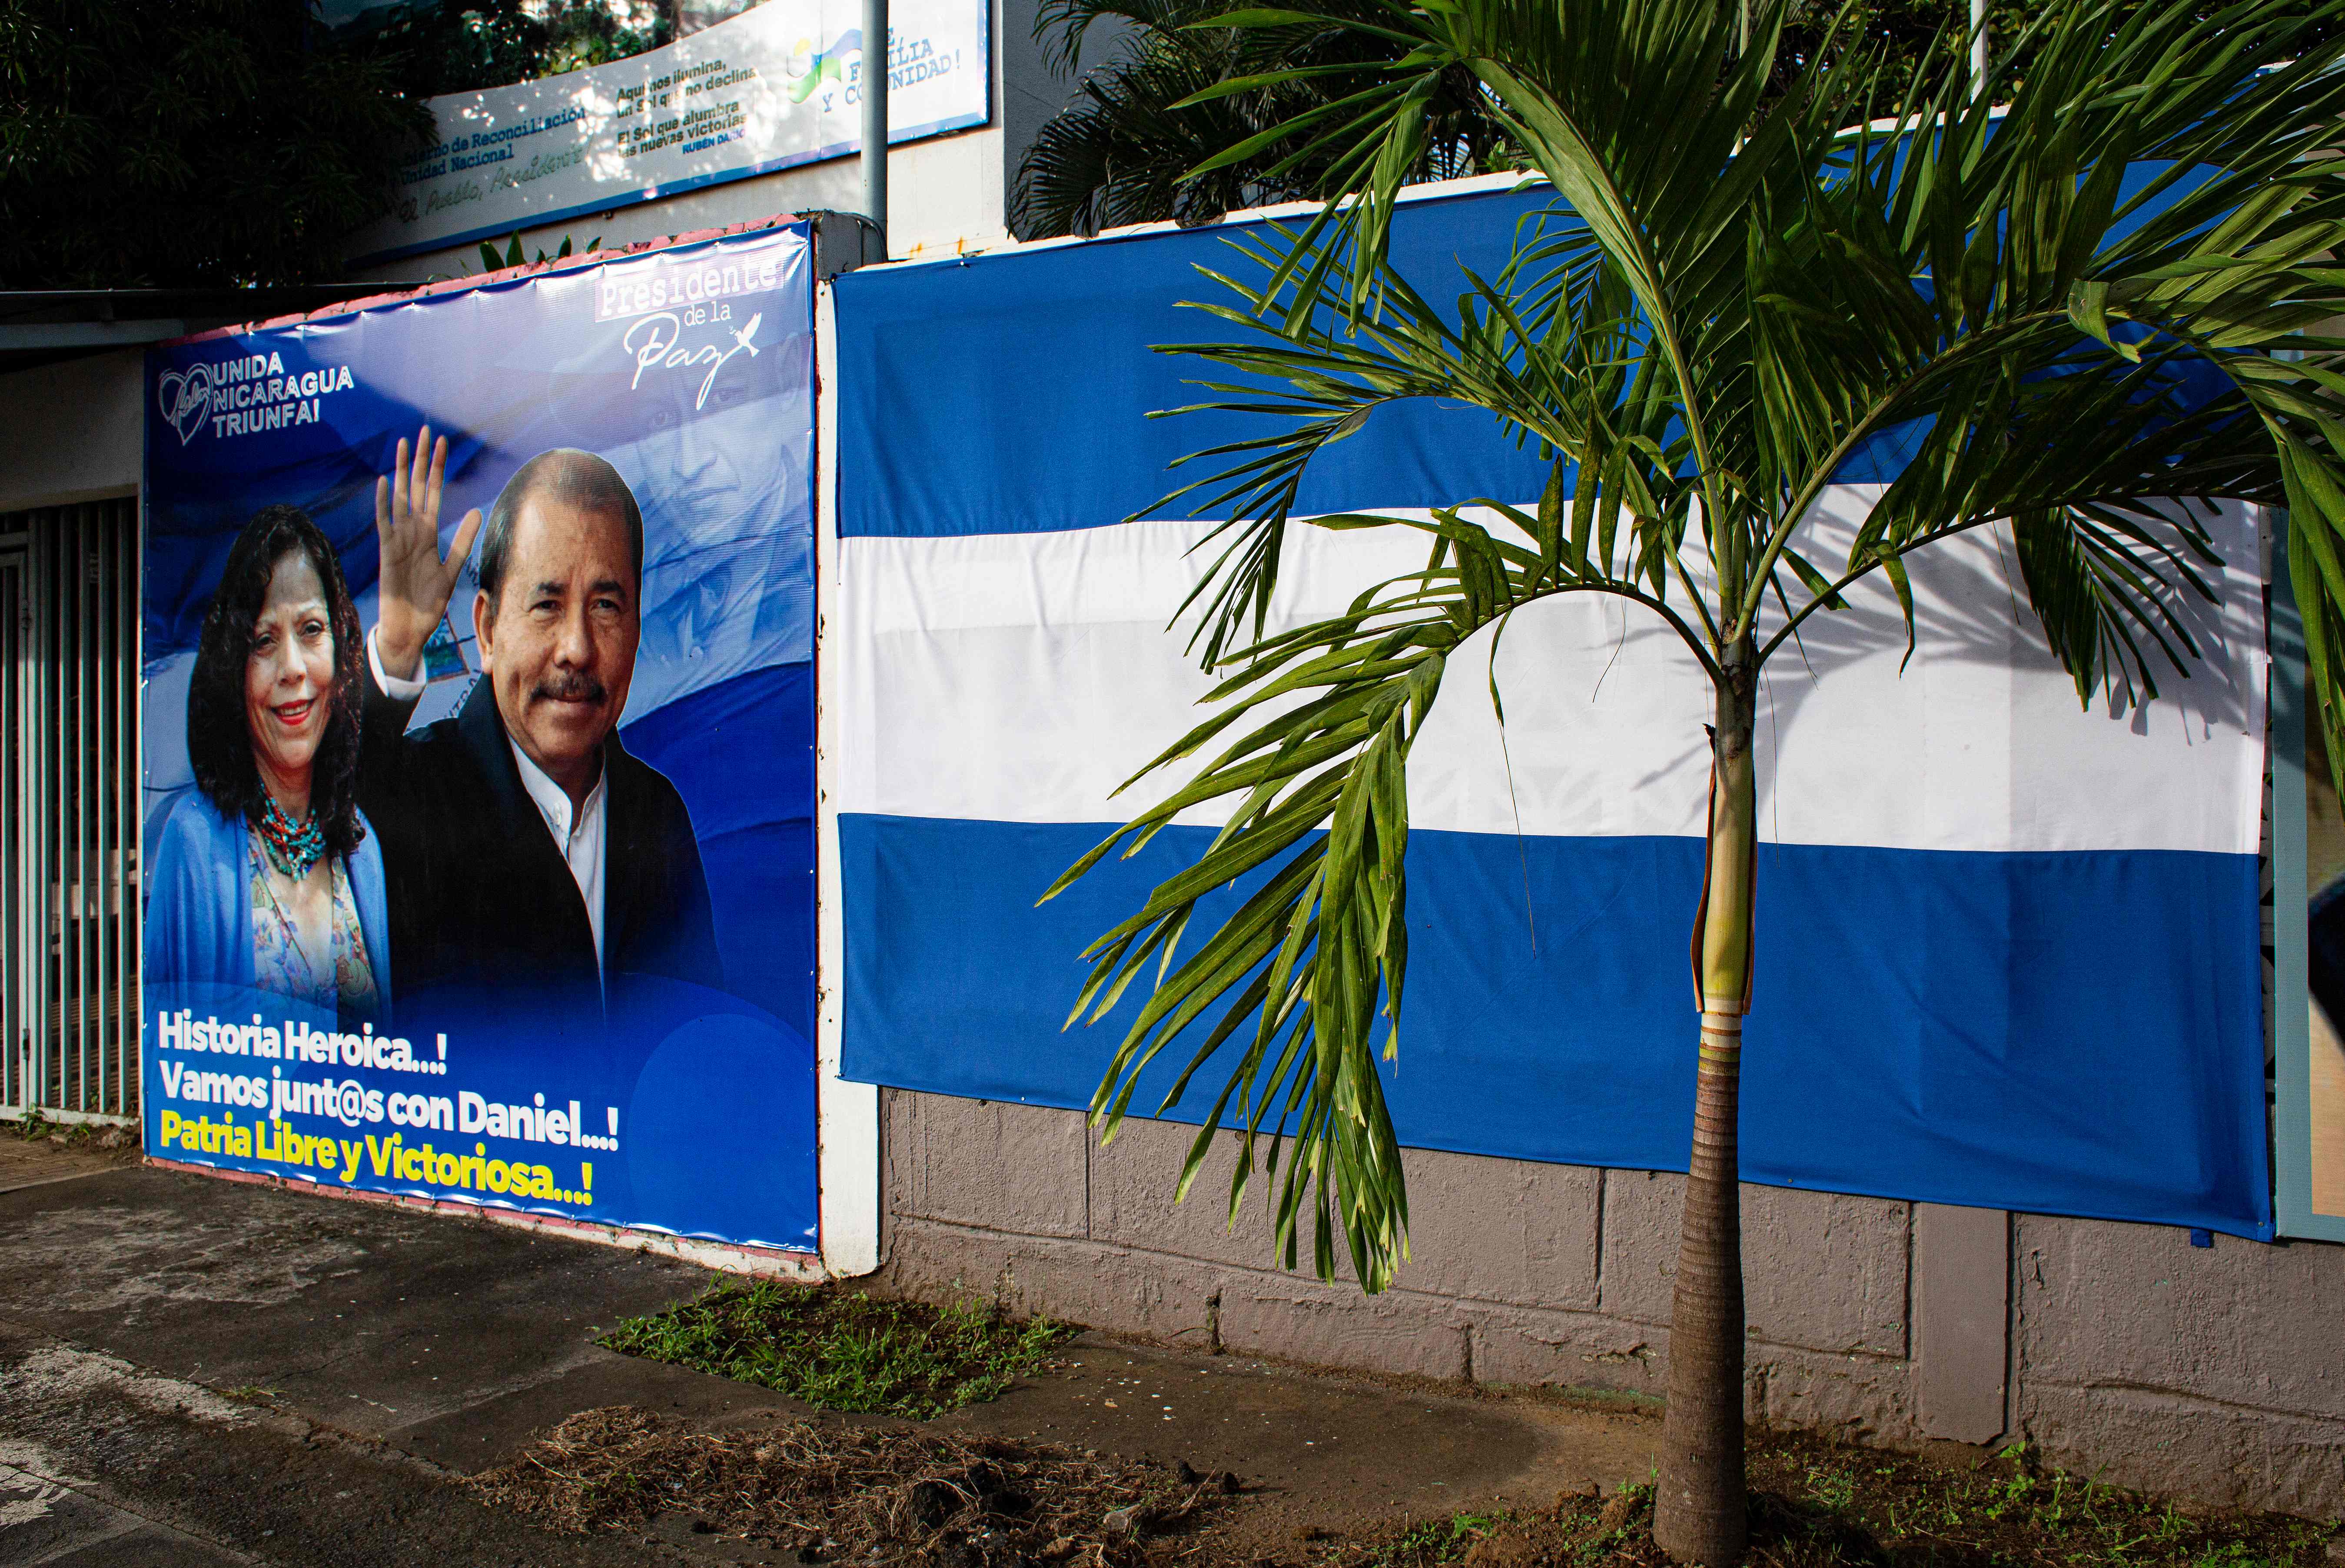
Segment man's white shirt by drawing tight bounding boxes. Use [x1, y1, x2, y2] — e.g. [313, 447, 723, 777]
[368, 627, 609, 972]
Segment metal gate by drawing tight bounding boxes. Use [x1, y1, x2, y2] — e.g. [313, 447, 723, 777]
[3, 499, 140, 1124]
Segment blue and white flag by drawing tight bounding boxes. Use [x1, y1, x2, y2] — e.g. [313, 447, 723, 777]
[830, 181, 2273, 1238]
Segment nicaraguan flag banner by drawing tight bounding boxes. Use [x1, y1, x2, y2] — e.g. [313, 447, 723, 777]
[830, 181, 2273, 1238]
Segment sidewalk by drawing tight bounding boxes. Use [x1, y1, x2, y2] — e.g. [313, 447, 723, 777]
[0, 1162, 1657, 1565]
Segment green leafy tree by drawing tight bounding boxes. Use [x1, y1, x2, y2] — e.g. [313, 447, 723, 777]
[0, 0, 431, 286]
[475, 231, 601, 273]
[1013, 0, 1521, 238]
[371, 0, 670, 100]
[1010, 0, 2316, 239]
[1047, 0, 2345, 1560]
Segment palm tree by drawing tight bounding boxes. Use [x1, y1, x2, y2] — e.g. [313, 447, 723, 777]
[1043, 0, 2345, 1560]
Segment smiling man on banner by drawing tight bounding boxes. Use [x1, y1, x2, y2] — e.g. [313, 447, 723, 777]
[359, 425, 724, 1031]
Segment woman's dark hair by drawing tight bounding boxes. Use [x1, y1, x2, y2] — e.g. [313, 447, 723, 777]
[186, 505, 366, 857]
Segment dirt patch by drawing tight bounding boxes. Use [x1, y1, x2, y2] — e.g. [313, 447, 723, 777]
[470, 1405, 1238, 1563]
[1304, 1427, 2338, 1568]
[0, 1111, 140, 1198]
[466, 1406, 2339, 1568]
[4, 1111, 139, 1162]
[457, 1397, 2345, 1568]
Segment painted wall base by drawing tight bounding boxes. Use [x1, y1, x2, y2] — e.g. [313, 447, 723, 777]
[4, 1106, 138, 1128]
[874, 1091, 2345, 1520]
[145, 1157, 826, 1281]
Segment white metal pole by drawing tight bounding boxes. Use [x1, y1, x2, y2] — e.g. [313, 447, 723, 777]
[861, 0, 888, 245]
[1969, 0, 1988, 101]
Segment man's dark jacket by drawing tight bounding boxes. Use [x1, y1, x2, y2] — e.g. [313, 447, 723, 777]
[358, 667, 723, 1031]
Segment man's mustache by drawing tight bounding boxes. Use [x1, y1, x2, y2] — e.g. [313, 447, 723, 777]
[533, 670, 608, 703]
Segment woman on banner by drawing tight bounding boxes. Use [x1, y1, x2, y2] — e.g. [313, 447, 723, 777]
[146, 506, 390, 1023]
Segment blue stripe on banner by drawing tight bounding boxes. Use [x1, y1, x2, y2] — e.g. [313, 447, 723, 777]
[836, 166, 2237, 542]
[839, 813, 2272, 1237]
[835, 189, 1566, 539]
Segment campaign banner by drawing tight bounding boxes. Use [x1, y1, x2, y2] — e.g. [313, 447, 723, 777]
[142, 225, 819, 1252]
[349, 0, 988, 264]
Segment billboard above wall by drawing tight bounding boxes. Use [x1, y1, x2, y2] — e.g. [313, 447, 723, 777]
[349, 0, 989, 264]
[142, 225, 820, 1253]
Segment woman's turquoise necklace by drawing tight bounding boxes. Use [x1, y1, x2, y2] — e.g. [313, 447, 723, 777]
[258, 796, 326, 879]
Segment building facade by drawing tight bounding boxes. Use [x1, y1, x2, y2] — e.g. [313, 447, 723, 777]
[0, 18, 2339, 1522]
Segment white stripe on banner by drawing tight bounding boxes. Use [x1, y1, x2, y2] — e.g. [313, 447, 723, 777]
[834, 488, 2265, 857]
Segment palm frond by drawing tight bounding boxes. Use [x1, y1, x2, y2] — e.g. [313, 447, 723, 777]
[1043, 480, 1702, 1289]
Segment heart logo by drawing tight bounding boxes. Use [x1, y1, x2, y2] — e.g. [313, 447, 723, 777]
[157, 364, 213, 445]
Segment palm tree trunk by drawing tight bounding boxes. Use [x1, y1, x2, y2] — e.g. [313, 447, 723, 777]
[1654, 653, 1756, 1567]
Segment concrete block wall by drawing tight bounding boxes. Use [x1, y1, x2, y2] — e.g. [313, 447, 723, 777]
[874, 1091, 2345, 1519]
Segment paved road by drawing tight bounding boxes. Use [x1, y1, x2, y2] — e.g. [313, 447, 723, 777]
[0, 1164, 787, 1565]
[0, 1326, 712, 1566]
[0, 1164, 1654, 1565]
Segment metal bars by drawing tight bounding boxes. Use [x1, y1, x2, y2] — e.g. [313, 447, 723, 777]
[1, 544, 22, 1113]
[2, 499, 140, 1124]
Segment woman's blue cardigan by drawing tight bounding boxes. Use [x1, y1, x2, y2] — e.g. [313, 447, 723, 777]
[145, 789, 393, 1018]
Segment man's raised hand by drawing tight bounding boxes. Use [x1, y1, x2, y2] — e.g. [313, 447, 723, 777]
[374, 424, 483, 683]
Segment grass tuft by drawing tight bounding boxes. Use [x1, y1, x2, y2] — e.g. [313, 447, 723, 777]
[599, 1282, 1078, 1420]
[5, 1109, 135, 1154]
[8, 1109, 85, 1145]
[1369, 1511, 1515, 1568]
